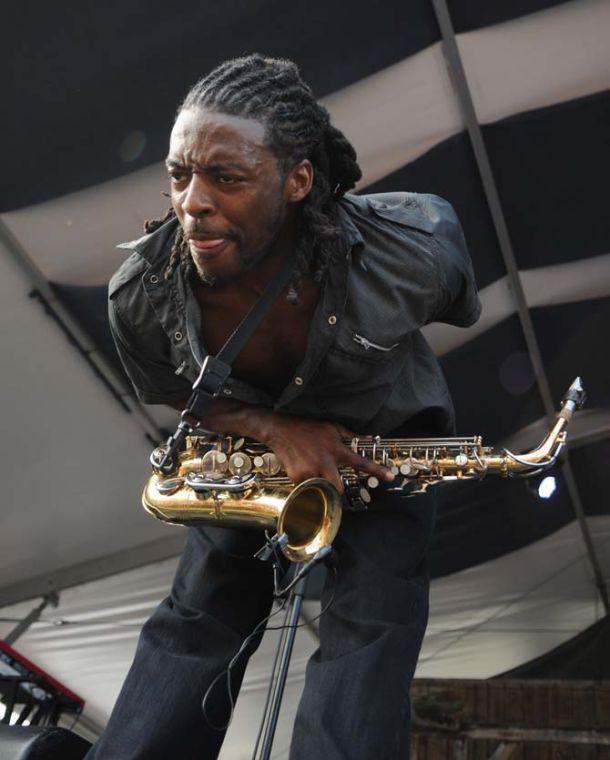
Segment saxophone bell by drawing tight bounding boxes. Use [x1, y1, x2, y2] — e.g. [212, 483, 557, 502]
[277, 478, 343, 563]
[142, 468, 343, 563]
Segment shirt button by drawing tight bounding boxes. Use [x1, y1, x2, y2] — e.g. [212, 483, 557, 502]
[328, 315, 337, 325]
[150, 274, 159, 284]
[223, 388, 233, 396]
[174, 331, 183, 341]
[294, 376, 303, 386]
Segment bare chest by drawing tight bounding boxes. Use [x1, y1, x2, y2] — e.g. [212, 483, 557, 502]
[197, 280, 321, 396]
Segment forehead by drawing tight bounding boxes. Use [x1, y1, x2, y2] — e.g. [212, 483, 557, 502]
[168, 108, 271, 166]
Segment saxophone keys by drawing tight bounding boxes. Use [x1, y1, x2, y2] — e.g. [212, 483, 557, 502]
[261, 452, 281, 476]
[454, 453, 468, 467]
[229, 452, 253, 475]
[367, 476, 379, 489]
[252, 451, 282, 477]
[400, 461, 416, 477]
[202, 450, 228, 473]
[252, 453, 282, 476]
[156, 477, 184, 494]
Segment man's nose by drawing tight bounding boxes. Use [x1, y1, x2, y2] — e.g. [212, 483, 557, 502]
[181, 173, 216, 217]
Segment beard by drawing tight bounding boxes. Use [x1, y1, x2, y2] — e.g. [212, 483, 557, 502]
[188, 199, 287, 288]
[190, 245, 259, 287]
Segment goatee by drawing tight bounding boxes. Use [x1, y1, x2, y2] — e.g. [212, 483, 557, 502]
[192, 248, 259, 288]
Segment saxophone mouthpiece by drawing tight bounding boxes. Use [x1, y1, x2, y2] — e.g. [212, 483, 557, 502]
[563, 377, 586, 411]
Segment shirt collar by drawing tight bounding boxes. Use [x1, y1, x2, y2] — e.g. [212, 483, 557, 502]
[116, 216, 180, 266]
[336, 196, 364, 251]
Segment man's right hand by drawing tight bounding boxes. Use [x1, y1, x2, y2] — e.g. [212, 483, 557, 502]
[250, 409, 396, 494]
[170, 398, 395, 493]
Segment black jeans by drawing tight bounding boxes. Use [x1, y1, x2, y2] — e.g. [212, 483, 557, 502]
[87, 488, 435, 760]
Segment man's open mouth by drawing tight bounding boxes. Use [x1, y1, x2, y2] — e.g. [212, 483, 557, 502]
[188, 237, 236, 261]
[189, 238, 227, 250]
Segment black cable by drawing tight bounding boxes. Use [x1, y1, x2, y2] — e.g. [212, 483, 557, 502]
[274, 546, 333, 598]
[251, 604, 292, 759]
[201, 563, 338, 733]
[251, 565, 338, 759]
[201, 599, 289, 731]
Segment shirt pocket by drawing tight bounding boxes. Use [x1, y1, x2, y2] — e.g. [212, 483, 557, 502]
[308, 326, 410, 423]
[330, 324, 406, 365]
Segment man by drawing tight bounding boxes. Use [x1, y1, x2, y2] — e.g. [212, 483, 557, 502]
[89, 54, 480, 759]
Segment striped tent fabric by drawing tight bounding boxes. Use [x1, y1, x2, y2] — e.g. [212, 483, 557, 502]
[1, 0, 609, 752]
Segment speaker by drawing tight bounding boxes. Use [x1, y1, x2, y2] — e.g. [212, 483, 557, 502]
[0, 726, 91, 760]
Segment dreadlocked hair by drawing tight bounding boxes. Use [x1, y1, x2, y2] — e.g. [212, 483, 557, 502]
[153, 54, 362, 303]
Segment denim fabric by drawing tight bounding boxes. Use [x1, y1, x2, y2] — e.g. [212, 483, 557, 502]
[87, 487, 435, 760]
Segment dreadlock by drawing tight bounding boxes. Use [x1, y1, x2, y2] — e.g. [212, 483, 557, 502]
[148, 54, 362, 303]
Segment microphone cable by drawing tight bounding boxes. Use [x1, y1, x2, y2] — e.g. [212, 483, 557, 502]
[201, 561, 338, 732]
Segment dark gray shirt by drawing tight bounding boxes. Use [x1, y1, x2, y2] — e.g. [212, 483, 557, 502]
[108, 191, 481, 436]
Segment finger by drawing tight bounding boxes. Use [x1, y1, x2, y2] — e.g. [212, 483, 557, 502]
[344, 451, 395, 484]
[286, 466, 345, 494]
[320, 466, 344, 494]
[284, 465, 314, 485]
[334, 423, 358, 440]
[314, 451, 345, 494]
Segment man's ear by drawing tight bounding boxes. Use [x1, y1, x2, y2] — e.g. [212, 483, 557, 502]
[285, 159, 314, 203]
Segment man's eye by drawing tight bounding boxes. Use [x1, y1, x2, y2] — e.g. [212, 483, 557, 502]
[168, 172, 188, 182]
[217, 175, 238, 185]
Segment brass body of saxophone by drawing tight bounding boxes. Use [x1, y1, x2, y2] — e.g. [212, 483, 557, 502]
[143, 378, 585, 562]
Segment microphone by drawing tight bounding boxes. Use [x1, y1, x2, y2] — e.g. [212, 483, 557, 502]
[275, 546, 334, 598]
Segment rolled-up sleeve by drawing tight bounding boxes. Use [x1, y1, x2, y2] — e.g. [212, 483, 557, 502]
[427, 195, 481, 327]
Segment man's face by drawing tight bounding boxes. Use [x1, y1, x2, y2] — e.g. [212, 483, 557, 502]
[166, 107, 291, 285]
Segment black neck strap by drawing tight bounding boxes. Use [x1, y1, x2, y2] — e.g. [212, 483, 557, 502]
[182, 250, 296, 425]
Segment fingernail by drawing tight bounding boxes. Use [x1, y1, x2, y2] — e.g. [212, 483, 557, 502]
[385, 472, 395, 480]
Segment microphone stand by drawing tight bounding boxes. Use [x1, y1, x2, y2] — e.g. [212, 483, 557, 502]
[252, 539, 332, 760]
[254, 572, 307, 760]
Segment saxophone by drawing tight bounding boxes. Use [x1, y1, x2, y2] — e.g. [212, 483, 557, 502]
[143, 378, 585, 562]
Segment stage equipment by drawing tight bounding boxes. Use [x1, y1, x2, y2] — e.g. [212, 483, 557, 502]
[0, 641, 84, 728]
[143, 378, 585, 562]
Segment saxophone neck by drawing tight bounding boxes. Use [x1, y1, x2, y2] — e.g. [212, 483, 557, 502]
[484, 377, 586, 473]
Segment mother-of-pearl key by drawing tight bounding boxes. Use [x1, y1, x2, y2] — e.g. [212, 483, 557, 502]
[229, 452, 252, 475]
[201, 450, 228, 473]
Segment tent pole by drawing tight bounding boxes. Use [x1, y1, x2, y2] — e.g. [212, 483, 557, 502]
[3, 593, 59, 646]
[429, 0, 609, 614]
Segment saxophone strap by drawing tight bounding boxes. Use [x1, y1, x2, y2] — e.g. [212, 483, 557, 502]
[154, 250, 296, 473]
[181, 248, 297, 426]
